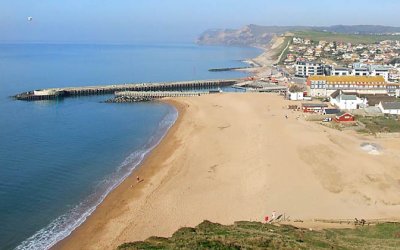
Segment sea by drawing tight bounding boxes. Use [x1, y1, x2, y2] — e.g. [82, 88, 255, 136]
[0, 43, 261, 249]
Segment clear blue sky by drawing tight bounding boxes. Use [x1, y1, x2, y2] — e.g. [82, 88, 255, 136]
[1, 0, 399, 43]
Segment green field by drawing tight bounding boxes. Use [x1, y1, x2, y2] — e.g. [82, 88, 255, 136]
[118, 220, 400, 249]
[357, 116, 400, 134]
[293, 30, 400, 43]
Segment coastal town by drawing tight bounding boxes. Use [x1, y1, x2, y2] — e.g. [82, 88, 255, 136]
[237, 34, 400, 134]
[5, 0, 400, 248]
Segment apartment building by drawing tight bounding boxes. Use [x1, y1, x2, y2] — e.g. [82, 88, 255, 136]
[306, 75, 393, 97]
[295, 61, 324, 77]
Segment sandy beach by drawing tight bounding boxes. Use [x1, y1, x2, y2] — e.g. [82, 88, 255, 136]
[56, 93, 400, 250]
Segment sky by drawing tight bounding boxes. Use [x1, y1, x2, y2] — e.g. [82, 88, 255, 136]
[0, 0, 399, 44]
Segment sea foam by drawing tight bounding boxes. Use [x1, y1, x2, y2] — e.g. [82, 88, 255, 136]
[16, 107, 178, 250]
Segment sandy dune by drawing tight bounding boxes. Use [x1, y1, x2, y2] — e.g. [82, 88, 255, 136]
[57, 93, 400, 250]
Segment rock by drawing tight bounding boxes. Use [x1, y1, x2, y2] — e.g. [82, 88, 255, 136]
[104, 96, 154, 103]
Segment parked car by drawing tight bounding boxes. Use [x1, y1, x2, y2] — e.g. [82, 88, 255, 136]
[322, 117, 332, 122]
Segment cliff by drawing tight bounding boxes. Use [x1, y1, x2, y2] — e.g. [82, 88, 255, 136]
[197, 24, 400, 47]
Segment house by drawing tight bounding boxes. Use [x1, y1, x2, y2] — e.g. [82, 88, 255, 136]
[358, 94, 397, 106]
[301, 103, 328, 113]
[330, 90, 367, 110]
[288, 91, 304, 101]
[334, 113, 355, 122]
[378, 102, 400, 114]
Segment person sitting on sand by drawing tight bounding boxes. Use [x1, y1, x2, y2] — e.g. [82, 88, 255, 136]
[136, 176, 141, 183]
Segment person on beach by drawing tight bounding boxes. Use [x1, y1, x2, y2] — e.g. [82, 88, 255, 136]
[136, 176, 140, 183]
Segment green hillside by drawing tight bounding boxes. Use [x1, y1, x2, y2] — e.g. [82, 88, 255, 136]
[118, 220, 400, 250]
[293, 30, 400, 43]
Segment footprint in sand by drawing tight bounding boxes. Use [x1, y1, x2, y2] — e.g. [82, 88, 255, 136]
[218, 124, 231, 130]
[208, 164, 218, 173]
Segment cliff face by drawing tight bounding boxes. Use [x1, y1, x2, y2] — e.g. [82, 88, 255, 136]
[197, 25, 279, 47]
[197, 24, 400, 47]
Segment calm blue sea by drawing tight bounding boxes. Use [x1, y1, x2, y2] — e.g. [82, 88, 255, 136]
[0, 43, 260, 249]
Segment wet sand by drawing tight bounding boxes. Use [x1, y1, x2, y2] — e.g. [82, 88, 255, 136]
[56, 93, 400, 250]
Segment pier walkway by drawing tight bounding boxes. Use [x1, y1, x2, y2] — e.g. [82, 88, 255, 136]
[14, 79, 237, 101]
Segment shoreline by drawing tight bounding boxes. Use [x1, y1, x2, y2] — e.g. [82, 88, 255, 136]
[53, 100, 185, 250]
[56, 93, 400, 250]
[49, 44, 268, 250]
[53, 46, 269, 249]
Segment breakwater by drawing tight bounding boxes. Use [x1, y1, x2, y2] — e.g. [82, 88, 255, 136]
[106, 91, 209, 103]
[14, 79, 237, 101]
[208, 67, 251, 72]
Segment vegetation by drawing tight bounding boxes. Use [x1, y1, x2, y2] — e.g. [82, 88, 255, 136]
[118, 220, 400, 250]
[357, 115, 400, 134]
[389, 58, 400, 65]
[288, 84, 305, 93]
[293, 30, 400, 43]
[272, 36, 292, 62]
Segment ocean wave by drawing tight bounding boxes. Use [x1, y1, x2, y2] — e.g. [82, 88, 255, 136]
[15, 106, 178, 250]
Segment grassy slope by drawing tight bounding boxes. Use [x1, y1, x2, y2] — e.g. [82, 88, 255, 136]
[118, 220, 400, 250]
[293, 30, 400, 43]
[357, 116, 400, 133]
[271, 36, 292, 62]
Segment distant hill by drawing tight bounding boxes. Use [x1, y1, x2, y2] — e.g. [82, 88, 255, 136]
[197, 24, 400, 46]
[321, 25, 400, 34]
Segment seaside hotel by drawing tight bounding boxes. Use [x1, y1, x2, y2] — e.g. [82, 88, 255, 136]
[307, 75, 400, 97]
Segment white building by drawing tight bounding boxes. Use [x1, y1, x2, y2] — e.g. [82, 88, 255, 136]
[331, 67, 350, 76]
[295, 61, 324, 77]
[396, 89, 400, 98]
[352, 67, 369, 76]
[307, 75, 391, 98]
[369, 65, 390, 82]
[351, 63, 390, 81]
[330, 90, 366, 110]
[378, 102, 400, 114]
[288, 91, 304, 100]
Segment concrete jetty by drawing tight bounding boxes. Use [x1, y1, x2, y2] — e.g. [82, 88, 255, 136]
[14, 79, 237, 101]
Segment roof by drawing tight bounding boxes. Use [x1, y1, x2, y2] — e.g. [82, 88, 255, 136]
[330, 90, 358, 100]
[341, 94, 357, 101]
[330, 90, 341, 99]
[302, 103, 328, 107]
[308, 75, 386, 84]
[362, 95, 397, 106]
[324, 109, 341, 114]
[336, 112, 355, 118]
[333, 67, 350, 71]
[380, 102, 400, 110]
[369, 65, 389, 71]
